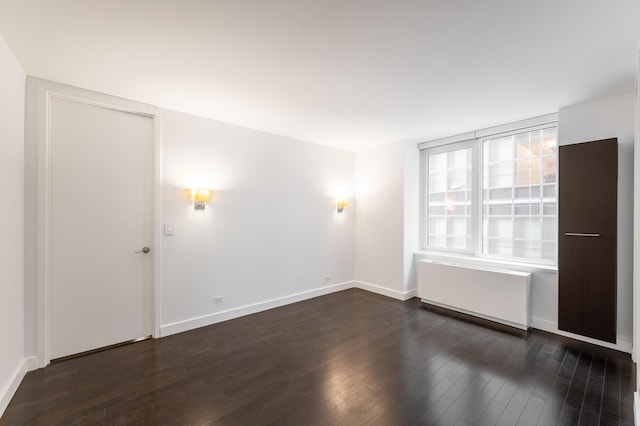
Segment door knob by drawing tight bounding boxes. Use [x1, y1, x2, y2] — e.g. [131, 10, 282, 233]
[135, 247, 151, 254]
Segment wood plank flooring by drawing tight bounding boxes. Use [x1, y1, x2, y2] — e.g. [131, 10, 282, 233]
[1, 289, 635, 425]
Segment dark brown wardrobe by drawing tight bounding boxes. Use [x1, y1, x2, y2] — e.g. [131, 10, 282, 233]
[558, 138, 617, 343]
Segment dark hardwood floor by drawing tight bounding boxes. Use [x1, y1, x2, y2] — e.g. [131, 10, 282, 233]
[2, 289, 635, 425]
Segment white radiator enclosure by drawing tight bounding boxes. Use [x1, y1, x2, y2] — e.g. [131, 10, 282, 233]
[417, 259, 532, 330]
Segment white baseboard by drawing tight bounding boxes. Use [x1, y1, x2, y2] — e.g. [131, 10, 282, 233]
[530, 317, 632, 354]
[159, 283, 631, 355]
[160, 281, 354, 337]
[354, 281, 417, 301]
[25, 356, 38, 372]
[0, 358, 29, 418]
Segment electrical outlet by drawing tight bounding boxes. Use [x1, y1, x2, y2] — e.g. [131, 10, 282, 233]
[213, 296, 224, 304]
[324, 275, 331, 283]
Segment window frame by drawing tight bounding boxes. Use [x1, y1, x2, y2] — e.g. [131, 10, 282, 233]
[420, 139, 479, 255]
[419, 117, 558, 267]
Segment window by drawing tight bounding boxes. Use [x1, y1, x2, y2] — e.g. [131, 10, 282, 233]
[420, 117, 558, 265]
[425, 143, 475, 252]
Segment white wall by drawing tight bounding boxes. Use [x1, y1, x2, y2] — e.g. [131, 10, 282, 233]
[634, 44, 639, 394]
[0, 32, 25, 415]
[354, 142, 406, 298]
[558, 91, 635, 346]
[403, 142, 421, 294]
[160, 110, 355, 334]
[21, 79, 356, 358]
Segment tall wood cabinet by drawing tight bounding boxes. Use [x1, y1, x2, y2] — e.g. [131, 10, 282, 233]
[558, 138, 617, 343]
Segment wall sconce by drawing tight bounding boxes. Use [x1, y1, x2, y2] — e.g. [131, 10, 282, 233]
[192, 188, 213, 210]
[336, 198, 349, 213]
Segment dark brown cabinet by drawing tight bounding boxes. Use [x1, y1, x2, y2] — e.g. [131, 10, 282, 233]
[558, 138, 617, 343]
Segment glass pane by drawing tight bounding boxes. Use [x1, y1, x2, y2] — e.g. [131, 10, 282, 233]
[429, 192, 445, 203]
[447, 217, 467, 236]
[515, 159, 530, 185]
[448, 168, 467, 190]
[482, 125, 557, 262]
[514, 240, 541, 259]
[530, 158, 541, 185]
[530, 130, 541, 156]
[488, 217, 512, 238]
[429, 152, 446, 171]
[485, 238, 512, 256]
[530, 186, 540, 198]
[449, 149, 468, 168]
[447, 236, 467, 249]
[514, 187, 530, 199]
[514, 217, 540, 240]
[446, 204, 465, 216]
[448, 190, 467, 202]
[516, 133, 530, 159]
[426, 147, 472, 251]
[542, 127, 557, 155]
[543, 217, 557, 241]
[488, 162, 513, 187]
[429, 217, 446, 235]
[428, 234, 446, 247]
[531, 203, 540, 215]
[543, 202, 556, 215]
[543, 156, 556, 183]
[542, 241, 556, 260]
[488, 188, 512, 200]
[514, 204, 530, 216]
[488, 204, 512, 216]
[429, 206, 445, 216]
[488, 136, 513, 162]
[429, 171, 446, 192]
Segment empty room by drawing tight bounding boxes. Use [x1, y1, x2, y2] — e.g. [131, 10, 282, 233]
[1, 1, 640, 424]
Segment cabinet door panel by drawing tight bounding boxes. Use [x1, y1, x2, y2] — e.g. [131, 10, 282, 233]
[558, 138, 617, 343]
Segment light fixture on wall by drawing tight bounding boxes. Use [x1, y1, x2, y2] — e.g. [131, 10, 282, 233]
[192, 188, 213, 210]
[336, 198, 349, 213]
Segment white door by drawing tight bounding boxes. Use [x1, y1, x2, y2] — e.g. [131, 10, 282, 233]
[50, 96, 154, 359]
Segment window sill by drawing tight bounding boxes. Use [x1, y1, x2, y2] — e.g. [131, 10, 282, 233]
[414, 250, 558, 274]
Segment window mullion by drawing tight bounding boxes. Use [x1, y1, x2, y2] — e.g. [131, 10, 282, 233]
[473, 139, 482, 256]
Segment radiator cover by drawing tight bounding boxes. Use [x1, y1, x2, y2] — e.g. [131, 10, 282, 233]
[417, 259, 531, 330]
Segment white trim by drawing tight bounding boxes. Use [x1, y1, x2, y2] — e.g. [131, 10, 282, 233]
[161, 281, 354, 337]
[415, 251, 558, 274]
[153, 111, 164, 339]
[25, 356, 38, 372]
[634, 392, 639, 425]
[354, 281, 417, 301]
[418, 132, 475, 150]
[530, 317, 632, 354]
[421, 298, 528, 330]
[0, 359, 28, 417]
[475, 113, 558, 138]
[418, 258, 531, 277]
[632, 47, 639, 365]
[30, 78, 161, 367]
[418, 113, 558, 150]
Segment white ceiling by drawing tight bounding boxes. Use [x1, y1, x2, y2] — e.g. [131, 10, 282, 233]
[0, 1, 639, 151]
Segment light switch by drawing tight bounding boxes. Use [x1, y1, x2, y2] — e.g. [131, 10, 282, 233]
[164, 222, 175, 236]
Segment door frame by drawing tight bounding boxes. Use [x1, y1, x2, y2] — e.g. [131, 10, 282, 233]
[31, 79, 162, 367]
